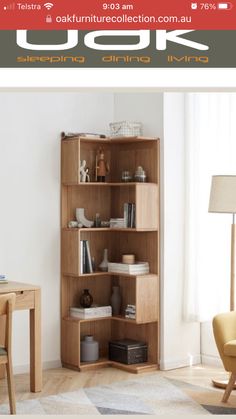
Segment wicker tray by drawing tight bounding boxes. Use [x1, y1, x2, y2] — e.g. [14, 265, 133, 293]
[110, 121, 142, 137]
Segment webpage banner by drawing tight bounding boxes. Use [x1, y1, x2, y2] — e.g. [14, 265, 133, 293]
[1, 30, 236, 68]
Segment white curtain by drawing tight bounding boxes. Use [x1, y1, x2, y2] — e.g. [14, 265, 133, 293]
[184, 93, 236, 322]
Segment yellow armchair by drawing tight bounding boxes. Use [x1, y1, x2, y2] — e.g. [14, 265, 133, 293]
[213, 311, 236, 402]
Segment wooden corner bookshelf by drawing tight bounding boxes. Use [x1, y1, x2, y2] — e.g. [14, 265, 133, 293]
[61, 135, 160, 373]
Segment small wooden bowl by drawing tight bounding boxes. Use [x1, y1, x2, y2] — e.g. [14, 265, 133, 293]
[122, 254, 135, 264]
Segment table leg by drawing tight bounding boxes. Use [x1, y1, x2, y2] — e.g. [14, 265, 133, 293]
[0, 365, 5, 378]
[30, 289, 42, 392]
[0, 316, 5, 378]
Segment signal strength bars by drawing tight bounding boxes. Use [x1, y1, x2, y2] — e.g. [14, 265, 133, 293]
[4, 3, 15, 10]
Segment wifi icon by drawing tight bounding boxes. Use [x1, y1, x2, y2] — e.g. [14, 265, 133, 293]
[44, 2, 53, 10]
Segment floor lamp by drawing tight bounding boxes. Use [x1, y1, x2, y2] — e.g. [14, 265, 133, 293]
[209, 175, 236, 388]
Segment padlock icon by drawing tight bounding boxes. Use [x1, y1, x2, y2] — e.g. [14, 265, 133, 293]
[46, 15, 52, 23]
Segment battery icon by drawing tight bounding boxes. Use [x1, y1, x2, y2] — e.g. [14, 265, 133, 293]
[217, 2, 233, 9]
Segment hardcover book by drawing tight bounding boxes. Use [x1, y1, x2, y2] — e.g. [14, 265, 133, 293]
[80, 240, 93, 274]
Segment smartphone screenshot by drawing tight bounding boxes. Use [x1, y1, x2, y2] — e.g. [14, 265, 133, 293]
[0, 1, 235, 418]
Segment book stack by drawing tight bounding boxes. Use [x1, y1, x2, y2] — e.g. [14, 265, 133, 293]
[110, 218, 125, 228]
[80, 240, 93, 274]
[125, 304, 136, 319]
[108, 262, 149, 275]
[124, 203, 136, 228]
[0, 275, 8, 284]
[61, 132, 106, 139]
[70, 305, 112, 319]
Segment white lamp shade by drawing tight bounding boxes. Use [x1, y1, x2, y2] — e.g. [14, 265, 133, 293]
[209, 175, 236, 213]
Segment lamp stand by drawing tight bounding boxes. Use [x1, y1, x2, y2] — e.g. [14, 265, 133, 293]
[230, 214, 236, 311]
[212, 213, 236, 389]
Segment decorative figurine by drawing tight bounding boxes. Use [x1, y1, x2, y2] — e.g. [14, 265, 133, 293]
[85, 167, 90, 182]
[134, 166, 147, 182]
[76, 208, 94, 228]
[95, 148, 110, 182]
[68, 220, 79, 228]
[80, 160, 90, 182]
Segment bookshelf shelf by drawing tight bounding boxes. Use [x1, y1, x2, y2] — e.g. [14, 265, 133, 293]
[111, 360, 158, 373]
[78, 358, 157, 373]
[64, 135, 157, 144]
[79, 358, 111, 371]
[64, 314, 157, 324]
[61, 135, 160, 374]
[62, 227, 158, 232]
[65, 316, 112, 323]
[62, 182, 158, 187]
[63, 272, 158, 279]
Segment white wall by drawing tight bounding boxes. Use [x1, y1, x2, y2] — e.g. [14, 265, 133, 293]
[201, 322, 221, 366]
[0, 92, 114, 373]
[113, 93, 164, 138]
[162, 93, 201, 369]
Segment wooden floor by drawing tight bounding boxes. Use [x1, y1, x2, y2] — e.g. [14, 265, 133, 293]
[0, 364, 228, 405]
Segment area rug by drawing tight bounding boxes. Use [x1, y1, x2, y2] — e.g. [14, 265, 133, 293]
[168, 376, 236, 415]
[0, 374, 209, 415]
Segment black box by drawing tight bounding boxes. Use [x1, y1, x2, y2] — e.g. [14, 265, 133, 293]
[109, 339, 148, 364]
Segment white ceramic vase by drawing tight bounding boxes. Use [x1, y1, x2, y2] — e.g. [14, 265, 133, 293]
[99, 248, 109, 272]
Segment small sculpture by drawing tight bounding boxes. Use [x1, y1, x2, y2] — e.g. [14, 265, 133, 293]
[76, 208, 94, 228]
[96, 148, 110, 182]
[68, 220, 79, 228]
[80, 160, 90, 183]
[85, 167, 90, 182]
[134, 166, 147, 182]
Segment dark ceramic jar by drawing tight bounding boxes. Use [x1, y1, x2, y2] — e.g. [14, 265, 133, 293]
[80, 289, 93, 308]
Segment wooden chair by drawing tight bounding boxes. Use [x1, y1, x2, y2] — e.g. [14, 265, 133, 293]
[213, 311, 236, 403]
[0, 293, 16, 414]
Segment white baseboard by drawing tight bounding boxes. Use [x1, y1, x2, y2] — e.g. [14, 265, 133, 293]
[201, 354, 222, 368]
[13, 360, 61, 375]
[160, 354, 201, 370]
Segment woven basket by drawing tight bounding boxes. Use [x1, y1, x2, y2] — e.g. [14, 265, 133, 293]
[110, 121, 142, 138]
